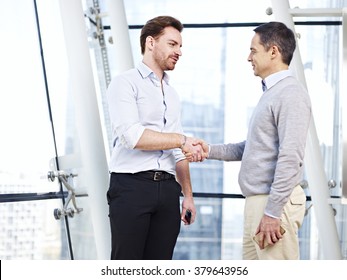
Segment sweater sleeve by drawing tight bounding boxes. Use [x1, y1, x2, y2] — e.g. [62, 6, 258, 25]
[208, 141, 246, 161]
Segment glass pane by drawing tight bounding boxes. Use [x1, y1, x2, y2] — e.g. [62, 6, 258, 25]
[0, 1, 59, 193]
[67, 197, 97, 259]
[296, 24, 342, 191]
[172, 26, 259, 195]
[295, 22, 347, 260]
[0, 0, 74, 260]
[1, 0, 99, 260]
[174, 197, 245, 260]
[0, 199, 70, 260]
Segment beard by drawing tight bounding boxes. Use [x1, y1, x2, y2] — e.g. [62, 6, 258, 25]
[153, 49, 177, 71]
[159, 57, 176, 71]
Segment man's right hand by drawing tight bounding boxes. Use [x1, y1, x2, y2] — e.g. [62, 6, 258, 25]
[182, 138, 209, 162]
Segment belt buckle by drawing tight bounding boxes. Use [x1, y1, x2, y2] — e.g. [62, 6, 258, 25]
[153, 171, 162, 181]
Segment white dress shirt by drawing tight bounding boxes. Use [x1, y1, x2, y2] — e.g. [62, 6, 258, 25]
[106, 62, 185, 175]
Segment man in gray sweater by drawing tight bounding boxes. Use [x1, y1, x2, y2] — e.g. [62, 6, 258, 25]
[196, 22, 311, 259]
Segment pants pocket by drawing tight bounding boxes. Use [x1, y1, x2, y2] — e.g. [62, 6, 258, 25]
[289, 185, 306, 205]
[288, 185, 306, 229]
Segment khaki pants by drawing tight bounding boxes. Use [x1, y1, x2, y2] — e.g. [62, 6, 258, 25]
[243, 185, 306, 260]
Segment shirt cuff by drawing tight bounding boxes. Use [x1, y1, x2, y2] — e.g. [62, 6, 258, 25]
[118, 123, 145, 149]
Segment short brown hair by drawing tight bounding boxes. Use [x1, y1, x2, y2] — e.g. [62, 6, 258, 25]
[140, 16, 183, 55]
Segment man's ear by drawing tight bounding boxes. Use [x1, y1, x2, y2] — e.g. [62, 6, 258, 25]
[271, 45, 280, 57]
[146, 36, 154, 51]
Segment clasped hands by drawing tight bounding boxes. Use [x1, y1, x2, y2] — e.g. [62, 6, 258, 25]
[254, 215, 284, 250]
[181, 137, 208, 162]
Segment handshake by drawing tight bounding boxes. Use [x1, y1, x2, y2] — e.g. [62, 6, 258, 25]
[180, 136, 209, 162]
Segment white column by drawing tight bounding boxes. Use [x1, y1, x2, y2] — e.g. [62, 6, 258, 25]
[270, 0, 342, 259]
[59, 0, 111, 259]
[106, 0, 134, 73]
[342, 8, 347, 199]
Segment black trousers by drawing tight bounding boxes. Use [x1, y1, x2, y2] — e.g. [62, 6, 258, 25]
[107, 172, 182, 260]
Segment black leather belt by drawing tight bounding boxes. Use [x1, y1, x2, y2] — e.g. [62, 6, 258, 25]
[135, 171, 175, 181]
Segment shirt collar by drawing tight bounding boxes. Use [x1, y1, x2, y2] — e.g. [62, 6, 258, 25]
[263, 69, 293, 92]
[137, 61, 170, 84]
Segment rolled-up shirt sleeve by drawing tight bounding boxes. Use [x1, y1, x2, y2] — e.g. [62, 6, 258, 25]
[173, 148, 185, 162]
[117, 123, 145, 149]
[107, 74, 145, 149]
